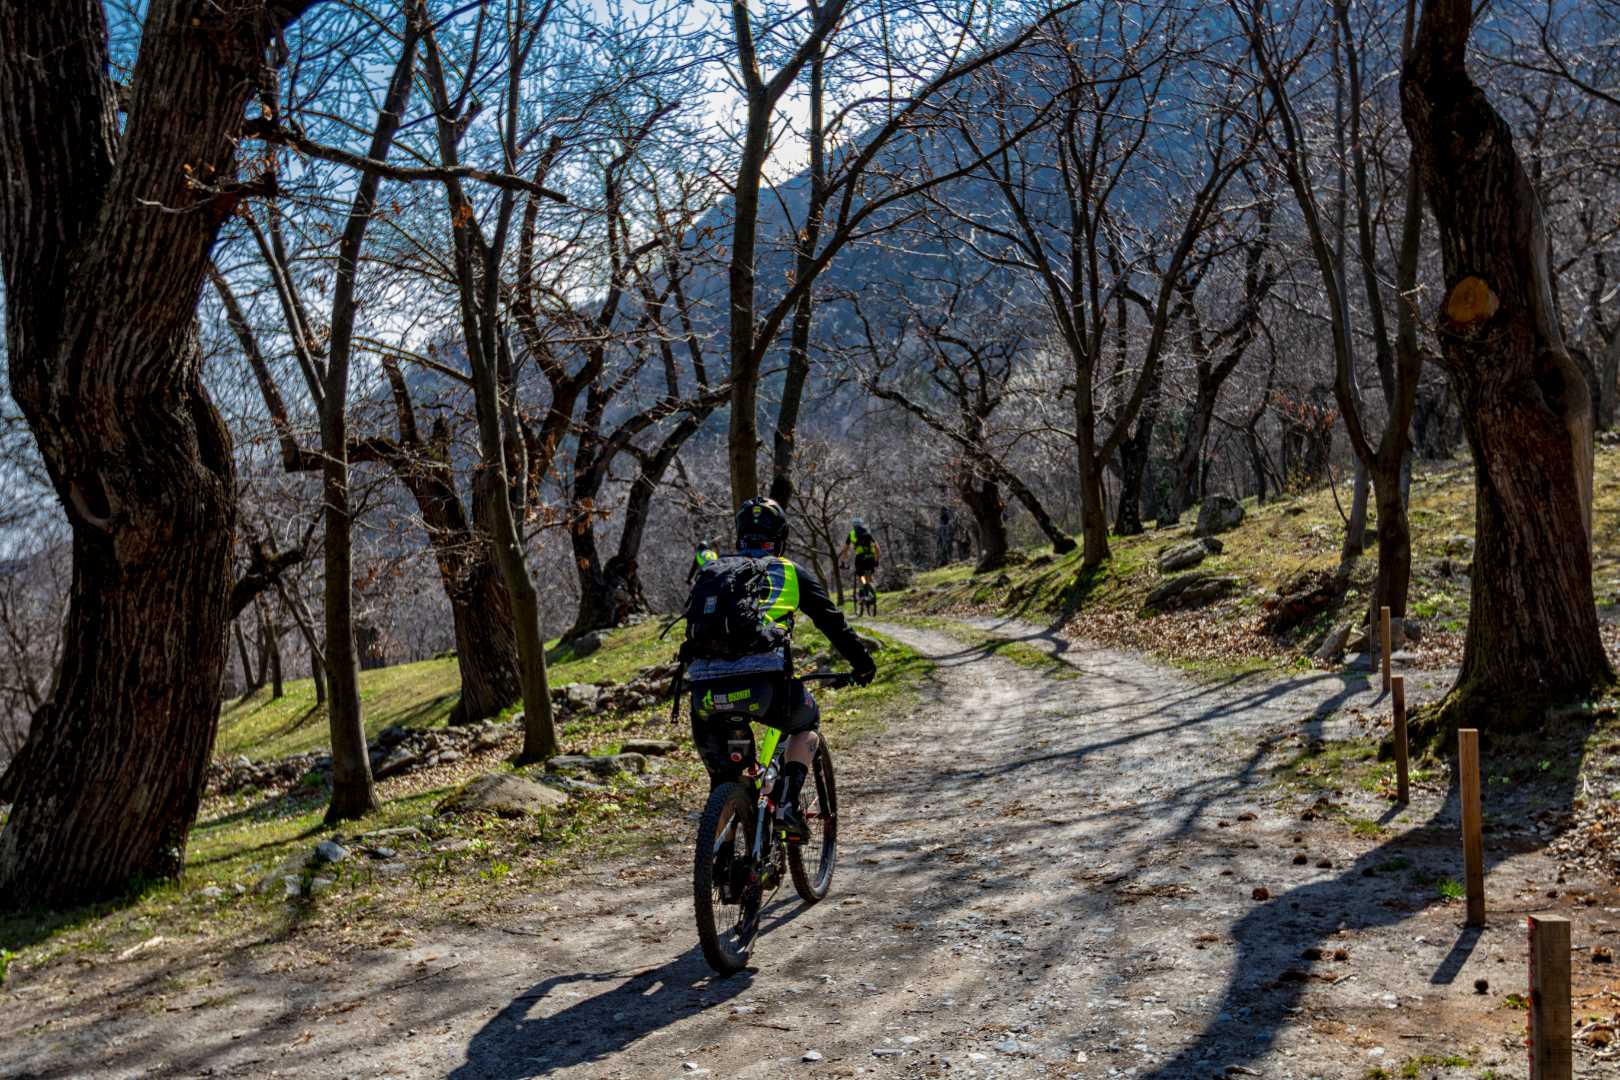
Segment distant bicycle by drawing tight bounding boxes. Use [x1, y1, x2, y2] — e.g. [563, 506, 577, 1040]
[854, 579, 877, 617]
[690, 670, 846, 974]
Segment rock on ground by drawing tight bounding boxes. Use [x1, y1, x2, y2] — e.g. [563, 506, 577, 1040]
[1156, 536, 1222, 573]
[1145, 570, 1241, 611]
[1195, 493, 1246, 536]
[619, 739, 678, 756]
[434, 773, 569, 818]
[545, 753, 648, 777]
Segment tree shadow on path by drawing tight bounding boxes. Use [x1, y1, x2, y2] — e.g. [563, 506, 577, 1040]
[1132, 724, 1591, 1080]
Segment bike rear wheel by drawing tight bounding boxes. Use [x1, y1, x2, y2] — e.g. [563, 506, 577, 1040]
[694, 783, 760, 975]
[788, 739, 839, 902]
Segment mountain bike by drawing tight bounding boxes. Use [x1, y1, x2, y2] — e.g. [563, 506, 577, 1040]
[691, 671, 847, 975]
[854, 579, 878, 617]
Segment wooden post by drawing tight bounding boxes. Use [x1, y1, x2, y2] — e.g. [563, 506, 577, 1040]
[1459, 728, 1485, 927]
[1391, 675, 1409, 803]
[1380, 605, 1392, 691]
[1527, 914, 1573, 1080]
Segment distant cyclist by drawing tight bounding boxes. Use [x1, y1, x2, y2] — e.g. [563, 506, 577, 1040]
[687, 538, 719, 583]
[839, 518, 880, 594]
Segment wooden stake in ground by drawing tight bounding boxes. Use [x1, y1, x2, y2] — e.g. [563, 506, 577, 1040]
[1527, 914, 1573, 1080]
[1459, 728, 1485, 927]
[1380, 605, 1392, 691]
[1391, 674, 1409, 803]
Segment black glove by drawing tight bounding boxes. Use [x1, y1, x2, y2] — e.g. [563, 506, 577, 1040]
[852, 663, 876, 687]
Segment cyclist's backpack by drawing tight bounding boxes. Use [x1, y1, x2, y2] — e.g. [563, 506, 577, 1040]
[680, 556, 785, 660]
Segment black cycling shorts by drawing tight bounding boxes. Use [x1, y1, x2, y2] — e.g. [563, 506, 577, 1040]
[770, 680, 820, 735]
[854, 555, 877, 577]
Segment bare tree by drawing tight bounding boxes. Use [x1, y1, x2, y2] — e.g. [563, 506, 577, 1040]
[722, 0, 1084, 507]
[1401, 0, 1612, 730]
[0, 0, 317, 907]
[852, 272, 1069, 569]
[950, 7, 1262, 567]
[1235, 0, 1427, 628]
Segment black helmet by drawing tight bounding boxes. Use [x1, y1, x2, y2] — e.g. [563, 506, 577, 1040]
[736, 496, 789, 554]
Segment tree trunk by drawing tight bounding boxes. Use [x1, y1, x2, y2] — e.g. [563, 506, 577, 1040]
[266, 610, 284, 701]
[1175, 382, 1217, 514]
[1599, 330, 1620, 431]
[446, 556, 522, 725]
[960, 472, 1010, 573]
[768, 49, 827, 509]
[769, 290, 815, 508]
[1402, 0, 1613, 731]
[1368, 453, 1413, 624]
[396, 448, 520, 725]
[320, 438, 375, 820]
[1246, 428, 1270, 504]
[277, 581, 327, 707]
[474, 468, 558, 763]
[1338, 458, 1370, 573]
[0, 0, 310, 908]
[234, 619, 259, 701]
[1077, 440, 1111, 569]
[1114, 413, 1155, 538]
[611, 422, 702, 623]
[568, 512, 636, 642]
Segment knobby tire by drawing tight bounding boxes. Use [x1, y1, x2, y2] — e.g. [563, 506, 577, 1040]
[788, 739, 838, 902]
[693, 782, 759, 975]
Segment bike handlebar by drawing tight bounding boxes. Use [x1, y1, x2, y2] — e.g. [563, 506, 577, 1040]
[799, 670, 857, 688]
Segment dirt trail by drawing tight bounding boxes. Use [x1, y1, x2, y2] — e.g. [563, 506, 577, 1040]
[6, 618, 1599, 1079]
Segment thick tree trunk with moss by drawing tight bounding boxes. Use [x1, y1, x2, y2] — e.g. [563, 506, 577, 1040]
[1402, 0, 1612, 734]
[0, 0, 313, 907]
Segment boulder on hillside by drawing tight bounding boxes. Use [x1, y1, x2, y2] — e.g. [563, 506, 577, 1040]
[555, 683, 602, 713]
[373, 746, 420, 780]
[1443, 534, 1475, 558]
[546, 752, 649, 777]
[1195, 494, 1245, 537]
[1144, 571, 1241, 612]
[1157, 537, 1224, 573]
[435, 773, 569, 818]
[1313, 623, 1353, 662]
[877, 563, 913, 591]
[620, 739, 679, 756]
[1262, 568, 1347, 634]
[570, 631, 604, 658]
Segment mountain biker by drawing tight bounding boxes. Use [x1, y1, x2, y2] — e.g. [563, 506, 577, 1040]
[687, 538, 719, 583]
[839, 517, 880, 594]
[684, 497, 876, 841]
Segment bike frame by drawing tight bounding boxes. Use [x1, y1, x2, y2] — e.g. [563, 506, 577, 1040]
[740, 672, 842, 871]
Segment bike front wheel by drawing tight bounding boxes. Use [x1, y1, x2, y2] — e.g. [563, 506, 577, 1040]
[788, 739, 839, 903]
[693, 782, 760, 975]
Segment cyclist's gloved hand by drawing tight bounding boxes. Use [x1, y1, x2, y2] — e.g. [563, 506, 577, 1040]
[852, 662, 876, 687]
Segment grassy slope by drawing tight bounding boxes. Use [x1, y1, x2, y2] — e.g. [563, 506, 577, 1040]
[217, 619, 680, 760]
[1, 619, 932, 973]
[891, 446, 1620, 674]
